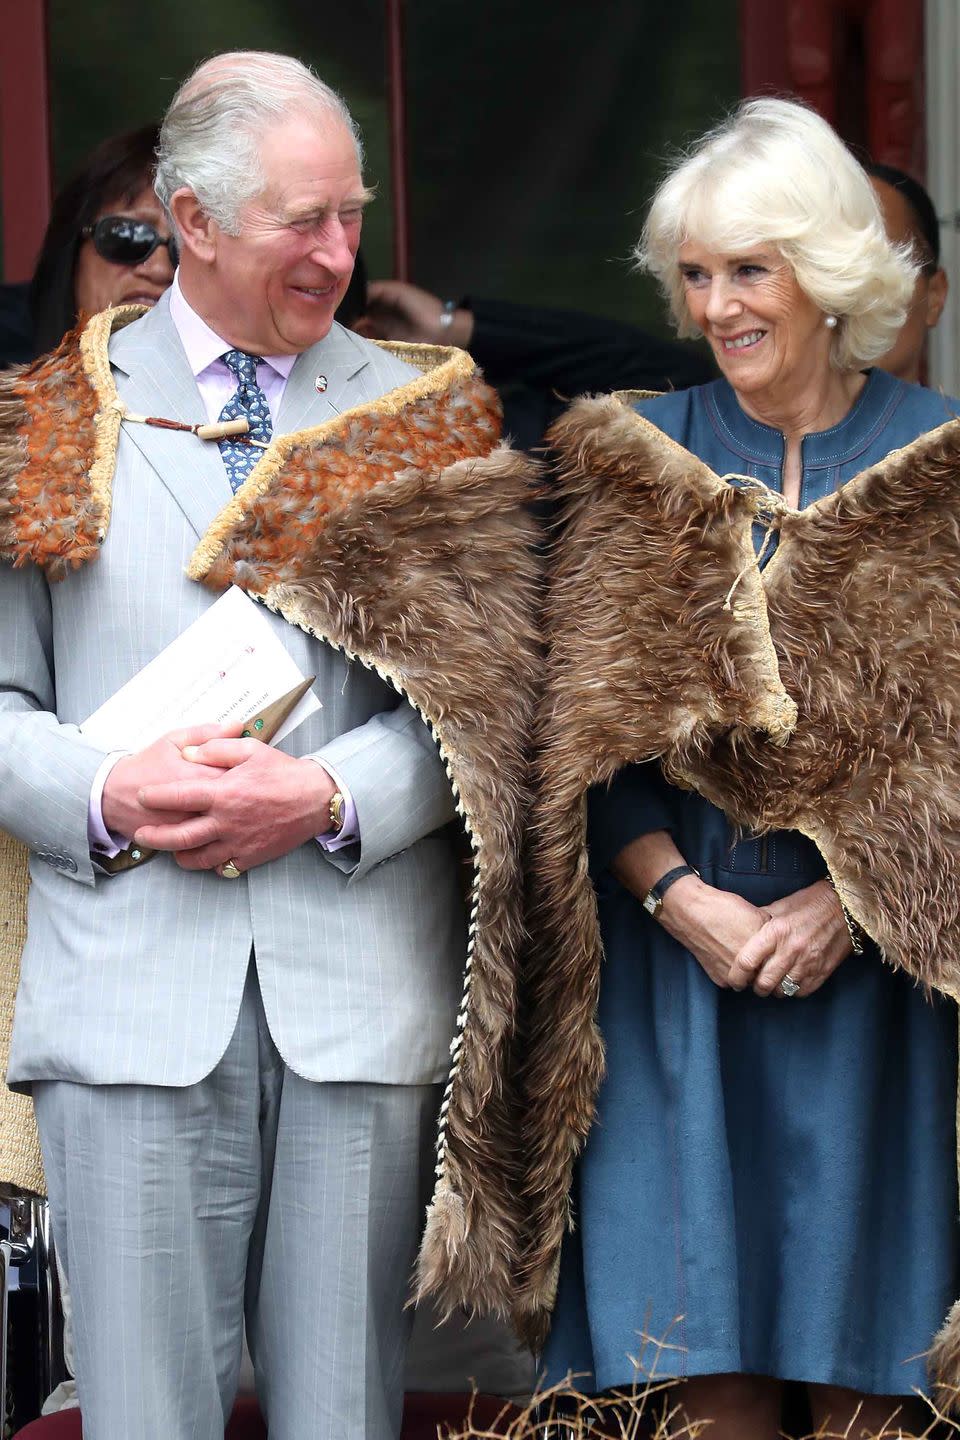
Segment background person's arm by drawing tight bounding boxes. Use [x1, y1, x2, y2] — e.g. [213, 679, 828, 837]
[361, 281, 716, 395]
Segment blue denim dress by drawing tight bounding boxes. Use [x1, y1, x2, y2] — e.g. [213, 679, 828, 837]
[543, 371, 960, 1395]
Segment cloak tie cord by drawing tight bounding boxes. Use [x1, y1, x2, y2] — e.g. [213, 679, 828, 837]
[720, 474, 788, 611]
[108, 398, 271, 447]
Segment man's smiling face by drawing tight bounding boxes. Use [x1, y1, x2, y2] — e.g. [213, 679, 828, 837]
[191, 115, 369, 355]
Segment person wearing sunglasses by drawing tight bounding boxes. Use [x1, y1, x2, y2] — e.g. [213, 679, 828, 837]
[29, 124, 175, 357]
[80, 212, 178, 273]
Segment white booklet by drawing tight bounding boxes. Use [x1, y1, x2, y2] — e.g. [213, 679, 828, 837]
[81, 586, 321, 751]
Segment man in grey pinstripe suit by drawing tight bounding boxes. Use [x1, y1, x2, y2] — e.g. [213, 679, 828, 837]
[0, 52, 471, 1440]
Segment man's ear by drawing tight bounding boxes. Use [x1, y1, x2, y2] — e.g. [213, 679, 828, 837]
[169, 188, 218, 263]
[926, 267, 949, 330]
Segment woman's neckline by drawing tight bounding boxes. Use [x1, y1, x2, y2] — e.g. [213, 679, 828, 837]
[734, 370, 869, 447]
[708, 368, 896, 465]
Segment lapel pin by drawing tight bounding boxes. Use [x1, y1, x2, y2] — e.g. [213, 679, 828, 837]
[315, 374, 328, 394]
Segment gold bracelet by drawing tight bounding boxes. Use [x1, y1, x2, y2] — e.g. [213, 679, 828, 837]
[827, 876, 864, 955]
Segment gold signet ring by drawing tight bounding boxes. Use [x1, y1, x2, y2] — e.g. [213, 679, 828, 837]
[220, 859, 243, 880]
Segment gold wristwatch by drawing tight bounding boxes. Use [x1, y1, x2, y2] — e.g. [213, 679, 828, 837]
[328, 791, 346, 835]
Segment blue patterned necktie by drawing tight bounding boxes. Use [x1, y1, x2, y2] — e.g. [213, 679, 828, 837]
[217, 349, 273, 493]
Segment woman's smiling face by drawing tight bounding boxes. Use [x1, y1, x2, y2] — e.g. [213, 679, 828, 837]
[678, 241, 834, 407]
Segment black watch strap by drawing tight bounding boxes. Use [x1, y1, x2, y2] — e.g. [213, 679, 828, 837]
[642, 864, 699, 917]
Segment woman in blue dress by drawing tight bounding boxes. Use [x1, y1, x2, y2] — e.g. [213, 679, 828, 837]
[527, 98, 960, 1438]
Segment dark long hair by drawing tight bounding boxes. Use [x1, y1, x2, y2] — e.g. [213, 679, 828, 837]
[29, 124, 160, 356]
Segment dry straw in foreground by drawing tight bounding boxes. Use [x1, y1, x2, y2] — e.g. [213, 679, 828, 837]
[442, 1377, 960, 1440]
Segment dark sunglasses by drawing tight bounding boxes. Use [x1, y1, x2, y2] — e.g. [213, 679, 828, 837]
[81, 215, 179, 268]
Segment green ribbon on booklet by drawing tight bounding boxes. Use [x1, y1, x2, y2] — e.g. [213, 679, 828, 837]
[99, 676, 316, 875]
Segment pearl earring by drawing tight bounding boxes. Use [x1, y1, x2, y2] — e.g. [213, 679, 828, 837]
[824, 314, 838, 329]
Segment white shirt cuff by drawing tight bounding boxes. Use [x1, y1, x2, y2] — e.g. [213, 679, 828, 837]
[87, 752, 131, 857]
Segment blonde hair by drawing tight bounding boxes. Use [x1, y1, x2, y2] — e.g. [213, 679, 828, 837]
[637, 97, 917, 371]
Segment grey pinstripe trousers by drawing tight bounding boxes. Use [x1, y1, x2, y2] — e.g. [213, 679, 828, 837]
[34, 964, 442, 1440]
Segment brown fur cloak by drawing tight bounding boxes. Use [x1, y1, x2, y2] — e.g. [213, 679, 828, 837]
[0, 308, 540, 1319]
[519, 392, 960, 1401]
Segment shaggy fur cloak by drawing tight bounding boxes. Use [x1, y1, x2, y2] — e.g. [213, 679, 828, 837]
[520, 393, 960, 1401]
[0, 308, 541, 1319]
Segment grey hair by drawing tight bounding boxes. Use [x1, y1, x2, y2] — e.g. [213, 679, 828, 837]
[637, 97, 917, 372]
[155, 50, 363, 236]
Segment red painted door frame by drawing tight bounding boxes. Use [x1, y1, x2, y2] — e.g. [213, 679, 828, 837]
[385, 0, 411, 281]
[738, 0, 925, 173]
[0, 0, 52, 283]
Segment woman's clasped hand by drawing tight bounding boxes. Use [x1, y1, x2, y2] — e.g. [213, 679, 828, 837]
[656, 872, 850, 997]
[726, 878, 853, 998]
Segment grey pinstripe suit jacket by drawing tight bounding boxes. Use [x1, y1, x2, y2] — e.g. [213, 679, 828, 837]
[0, 295, 465, 1089]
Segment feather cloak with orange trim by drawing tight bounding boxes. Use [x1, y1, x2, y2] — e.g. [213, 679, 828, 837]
[0, 307, 541, 1321]
[519, 392, 960, 1406]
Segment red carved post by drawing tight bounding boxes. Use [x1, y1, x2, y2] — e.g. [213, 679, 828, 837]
[0, 0, 52, 282]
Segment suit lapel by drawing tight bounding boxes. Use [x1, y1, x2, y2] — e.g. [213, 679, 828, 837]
[277, 323, 371, 435]
[110, 309, 377, 543]
[110, 295, 234, 541]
